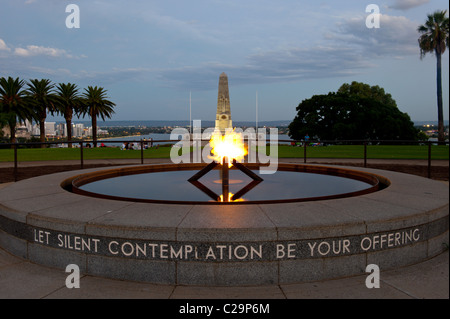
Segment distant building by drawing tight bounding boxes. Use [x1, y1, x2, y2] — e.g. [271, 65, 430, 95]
[31, 124, 40, 136]
[1, 121, 108, 140]
[45, 122, 56, 137]
[55, 123, 66, 137]
[97, 128, 109, 136]
[86, 126, 92, 137]
[1, 120, 33, 139]
[24, 120, 33, 133]
[15, 125, 31, 139]
[73, 123, 85, 137]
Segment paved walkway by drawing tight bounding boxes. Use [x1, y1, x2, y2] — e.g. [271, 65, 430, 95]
[0, 246, 447, 299]
[0, 158, 448, 299]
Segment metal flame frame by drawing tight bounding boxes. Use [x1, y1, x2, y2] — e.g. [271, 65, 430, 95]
[188, 158, 263, 202]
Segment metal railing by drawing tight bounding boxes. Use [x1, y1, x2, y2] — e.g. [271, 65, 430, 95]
[1, 138, 448, 182]
[4, 139, 176, 181]
[284, 139, 448, 179]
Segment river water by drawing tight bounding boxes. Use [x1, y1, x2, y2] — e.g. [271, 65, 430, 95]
[101, 133, 293, 147]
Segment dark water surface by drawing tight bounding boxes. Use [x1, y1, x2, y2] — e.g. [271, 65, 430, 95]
[80, 169, 372, 202]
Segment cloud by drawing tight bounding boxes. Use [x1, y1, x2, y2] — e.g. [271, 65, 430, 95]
[332, 14, 419, 58]
[246, 46, 373, 80]
[75, 67, 153, 84]
[13, 45, 74, 58]
[0, 38, 82, 59]
[389, 0, 430, 10]
[27, 66, 73, 77]
[0, 38, 10, 51]
[157, 46, 374, 90]
[139, 9, 224, 46]
[157, 13, 421, 90]
[0, 61, 154, 87]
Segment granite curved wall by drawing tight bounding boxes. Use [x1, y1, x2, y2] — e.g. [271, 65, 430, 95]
[0, 164, 448, 286]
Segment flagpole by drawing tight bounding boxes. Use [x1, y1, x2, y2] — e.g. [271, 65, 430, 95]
[256, 90, 258, 143]
[189, 91, 192, 135]
[256, 90, 258, 131]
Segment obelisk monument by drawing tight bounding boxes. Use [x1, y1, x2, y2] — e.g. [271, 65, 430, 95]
[215, 72, 233, 134]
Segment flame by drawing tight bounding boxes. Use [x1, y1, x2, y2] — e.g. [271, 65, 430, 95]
[209, 130, 247, 167]
[219, 192, 244, 202]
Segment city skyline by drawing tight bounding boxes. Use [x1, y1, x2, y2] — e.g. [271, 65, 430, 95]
[12, 120, 108, 139]
[1, 0, 449, 124]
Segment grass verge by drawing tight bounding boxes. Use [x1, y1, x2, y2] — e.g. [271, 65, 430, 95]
[0, 144, 448, 162]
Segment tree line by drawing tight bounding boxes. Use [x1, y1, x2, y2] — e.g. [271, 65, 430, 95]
[0, 77, 115, 148]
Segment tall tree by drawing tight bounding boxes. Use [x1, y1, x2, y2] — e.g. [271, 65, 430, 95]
[0, 77, 36, 144]
[26, 79, 57, 148]
[55, 83, 82, 148]
[82, 86, 115, 147]
[337, 81, 397, 108]
[417, 10, 449, 143]
[288, 82, 419, 141]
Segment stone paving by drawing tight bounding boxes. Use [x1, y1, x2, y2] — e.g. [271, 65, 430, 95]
[0, 246, 447, 299]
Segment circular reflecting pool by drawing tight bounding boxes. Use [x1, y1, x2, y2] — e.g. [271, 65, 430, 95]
[68, 163, 383, 204]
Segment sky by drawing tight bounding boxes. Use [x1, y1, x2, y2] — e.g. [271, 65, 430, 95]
[0, 0, 449, 124]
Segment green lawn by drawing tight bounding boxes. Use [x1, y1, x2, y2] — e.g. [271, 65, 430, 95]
[272, 145, 449, 160]
[0, 144, 448, 162]
[0, 146, 173, 162]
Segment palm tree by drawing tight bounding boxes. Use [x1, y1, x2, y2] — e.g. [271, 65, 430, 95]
[55, 83, 82, 148]
[82, 86, 115, 147]
[418, 10, 449, 143]
[0, 77, 36, 145]
[26, 79, 57, 148]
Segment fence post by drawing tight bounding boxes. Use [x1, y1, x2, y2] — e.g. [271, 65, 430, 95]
[364, 142, 367, 168]
[13, 144, 18, 182]
[80, 142, 84, 169]
[427, 141, 431, 179]
[303, 140, 307, 163]
[140, 140, 144, 165]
